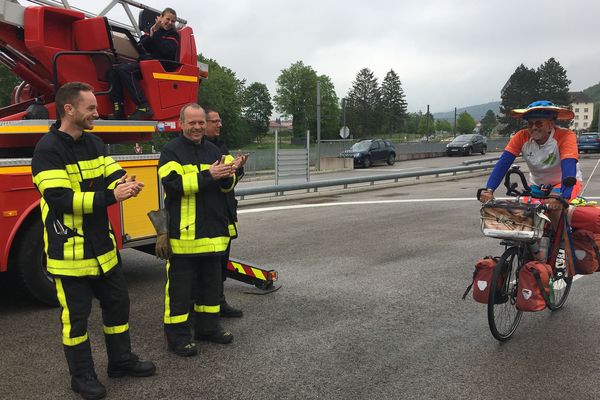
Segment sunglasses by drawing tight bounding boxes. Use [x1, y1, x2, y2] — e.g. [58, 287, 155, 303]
[527, 120, 545, 128]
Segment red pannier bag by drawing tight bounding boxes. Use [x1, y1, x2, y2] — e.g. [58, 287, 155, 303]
[516, 261, 553, 312]
[462, 257, 500, 304]
[568, 206, 600, 233]
[572, 229, 600, 274]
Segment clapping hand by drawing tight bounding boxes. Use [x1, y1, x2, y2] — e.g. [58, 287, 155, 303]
[208, 156, 235, 179]
[114, 175, 145, 202]
[232, 150, 249, 170]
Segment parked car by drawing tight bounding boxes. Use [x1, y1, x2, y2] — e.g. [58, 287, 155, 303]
[446, 134, 487, 156]
[577, 132, 600, 153]
[339, 139, 396, 168]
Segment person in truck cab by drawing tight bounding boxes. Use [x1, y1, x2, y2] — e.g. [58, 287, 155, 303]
[31, 82, 154, 400]
[109, 7, 180, 120]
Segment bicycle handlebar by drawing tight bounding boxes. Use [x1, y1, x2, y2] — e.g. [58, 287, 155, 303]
[503, 166, 573, 209]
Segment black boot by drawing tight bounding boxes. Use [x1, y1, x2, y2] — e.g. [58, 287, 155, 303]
[168, 341, 198, 357]
[220, 301, 243, 318]
[128, 105, 153, 120]
[194, 312, 234, 344]
[107, 352, 156, 378]
[71, 372, 106, 400]
[195, 329, 234, 344]
[107, 102, 125, 120]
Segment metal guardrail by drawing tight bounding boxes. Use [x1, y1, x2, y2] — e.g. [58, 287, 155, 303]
[236, 163, 496, 199]
[462, 156, 500, 166]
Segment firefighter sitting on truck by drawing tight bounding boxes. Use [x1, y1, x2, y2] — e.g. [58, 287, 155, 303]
[108, 7, 180, 120]
[32, 82, 155, 400]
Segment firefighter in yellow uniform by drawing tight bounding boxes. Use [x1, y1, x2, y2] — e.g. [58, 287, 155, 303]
[32, 82, 155, 400]
[157, 103, 237, 357]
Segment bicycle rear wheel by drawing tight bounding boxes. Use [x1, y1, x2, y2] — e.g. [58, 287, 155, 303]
[488, 246, 523, 342]
[547, 248, 573, 311]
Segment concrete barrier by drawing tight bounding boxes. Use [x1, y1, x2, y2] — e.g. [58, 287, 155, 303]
[320, 156, 353, 171]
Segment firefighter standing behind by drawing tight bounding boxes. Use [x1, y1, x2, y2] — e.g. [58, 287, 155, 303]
[157, 103, 238, 357]
[204, 108, 248, 318]
[31, 82, 155, 400]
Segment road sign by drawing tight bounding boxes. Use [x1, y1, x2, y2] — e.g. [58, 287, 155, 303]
[339, 126, 350, 139]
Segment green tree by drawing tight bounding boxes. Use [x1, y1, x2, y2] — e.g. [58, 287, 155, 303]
[345, 68, 381, 137]
[0, 65, 21, 107]
[274, 61, 318, 138]
[537, 57, 571, 106]
[435, 119, 452, 133]
[380, 69, 407, 134]
[242, 82, 273, 143]
[456, 111, 476, 134]
[196, 55, 248, 147]
[403, 112, 421, 134]
[315, 74, 341, 140]
[499, 64, 538, 134]
[418, 111, 435, 136]
[479, 109, 498, 136]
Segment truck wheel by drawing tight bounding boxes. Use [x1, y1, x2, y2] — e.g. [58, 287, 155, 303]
[15, 219, 58, 307]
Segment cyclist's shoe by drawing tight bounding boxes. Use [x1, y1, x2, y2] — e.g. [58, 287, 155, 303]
[570, 197, 597, 207]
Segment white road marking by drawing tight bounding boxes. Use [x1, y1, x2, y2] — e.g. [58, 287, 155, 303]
[239, 196, 600, 214]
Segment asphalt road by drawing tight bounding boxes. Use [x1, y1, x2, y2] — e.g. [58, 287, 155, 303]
[2, 155, 600, 400]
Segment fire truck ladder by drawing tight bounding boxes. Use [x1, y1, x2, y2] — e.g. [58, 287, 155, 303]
[12, 0, 188, 38]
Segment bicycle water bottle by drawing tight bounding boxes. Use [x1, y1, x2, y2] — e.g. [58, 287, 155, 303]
[537, 236, 550, 263]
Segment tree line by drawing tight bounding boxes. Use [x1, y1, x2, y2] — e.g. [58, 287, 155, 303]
[0, 54, 580, 147]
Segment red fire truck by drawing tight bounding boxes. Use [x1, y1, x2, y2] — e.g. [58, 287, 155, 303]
[0, 0, 277, 305]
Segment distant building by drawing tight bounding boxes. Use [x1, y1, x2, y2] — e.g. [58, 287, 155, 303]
[268, 119, 293, 131]
[569, 91, 594, 131]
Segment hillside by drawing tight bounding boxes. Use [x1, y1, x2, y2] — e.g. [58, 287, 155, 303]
[583, 82, 600, 103]
[432, 101, 500, 122]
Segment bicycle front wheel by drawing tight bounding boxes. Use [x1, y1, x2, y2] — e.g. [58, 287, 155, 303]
[547, 248, 573, 311]
[488, 246, 523, 342]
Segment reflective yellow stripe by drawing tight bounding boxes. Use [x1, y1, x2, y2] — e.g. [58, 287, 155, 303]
[182, 173, 199, 196]
[180, 189, 195, 240]
[228, 223, 237, 237]
[46, 248, 118, 276]
[87, 125, 155, 133]
[72, 192, 95, 214]
[193, 304, 220, 313]
[152, 72, 198, 83]
[77, 157, 104, 180]
[170, 236, 230, 254]
[158, 161, 184, 179]
[63, 333, 89, 346]
[103, 156, 122, 178]
[221, 172, 236, 193]
[163, 260, 190, 324]
[97, 248, 119, 273]
[0, 125, 48, 133]
[33, 169, 71, 193]
[55, 278, 89, 346]
[104, 323, 129, 335]
[231, 261, 244, 273]
[251, 268, 266, 280]
[223, 154, 234, 163]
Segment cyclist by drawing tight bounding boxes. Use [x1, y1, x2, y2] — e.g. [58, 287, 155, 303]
[478, 100, 582, 209]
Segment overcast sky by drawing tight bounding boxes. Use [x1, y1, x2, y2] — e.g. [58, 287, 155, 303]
[40, 0, 600, 113]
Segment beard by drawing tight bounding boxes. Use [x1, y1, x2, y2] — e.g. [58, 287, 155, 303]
[74, 114, 94, 131]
